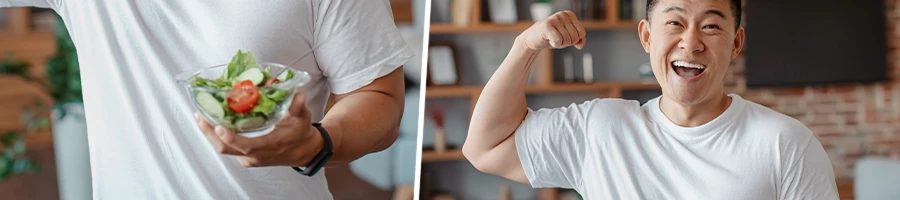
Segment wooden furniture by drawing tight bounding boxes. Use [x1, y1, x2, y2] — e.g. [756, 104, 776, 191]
[391, 0, 414, 24]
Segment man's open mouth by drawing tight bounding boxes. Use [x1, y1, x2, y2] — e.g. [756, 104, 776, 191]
[671, 60, 706, 78]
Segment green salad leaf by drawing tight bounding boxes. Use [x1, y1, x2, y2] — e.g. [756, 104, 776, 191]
[223, 50, 260, 80]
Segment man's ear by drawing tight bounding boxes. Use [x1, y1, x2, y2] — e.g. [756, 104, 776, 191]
[731, 26, 745, 58]
[638, 19, 651, 54]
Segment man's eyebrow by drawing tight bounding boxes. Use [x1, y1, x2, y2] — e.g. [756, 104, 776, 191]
[663, 6, 685, 13]
[704, 9, 727, 19]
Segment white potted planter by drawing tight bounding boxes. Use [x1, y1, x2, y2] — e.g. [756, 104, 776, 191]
[51, 103, 92, 200]
[530, 0, 554, 21]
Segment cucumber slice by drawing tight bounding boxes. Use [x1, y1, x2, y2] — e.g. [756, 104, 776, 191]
[235, 117, 266, 130]
[195, 92, 225, 119]
[277, 69, 293, 81]
[237, 67, 264, 86]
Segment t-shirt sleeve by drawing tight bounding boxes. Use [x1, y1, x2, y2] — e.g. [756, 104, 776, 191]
[779, 126, 840, 200]
[313, 0, 415, 94]
[3, 0, 56, 8]
[515, 100, 598, 189]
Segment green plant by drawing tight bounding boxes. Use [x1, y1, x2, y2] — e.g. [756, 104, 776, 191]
[0, 101, 48, 181]
[0, 58, 49, 181]
[45, 14, 82, 108]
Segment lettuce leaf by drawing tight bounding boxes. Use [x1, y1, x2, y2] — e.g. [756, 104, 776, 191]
[223, 50, 260, 81]
[250, 94, 278, 117]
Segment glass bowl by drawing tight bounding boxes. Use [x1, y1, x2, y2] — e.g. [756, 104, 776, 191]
[176, 62, 311, 137]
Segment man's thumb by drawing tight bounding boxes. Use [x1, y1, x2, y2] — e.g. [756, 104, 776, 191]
[287, 92, 309, 117]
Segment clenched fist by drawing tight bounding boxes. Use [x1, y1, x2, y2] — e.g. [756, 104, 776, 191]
[518, 10, 587, 51]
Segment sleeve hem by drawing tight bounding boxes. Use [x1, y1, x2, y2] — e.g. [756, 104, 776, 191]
[327, 49, 414, 94]
[515, 108, 545, 188]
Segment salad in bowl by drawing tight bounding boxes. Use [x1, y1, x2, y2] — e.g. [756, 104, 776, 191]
[178, 50, 311, 136]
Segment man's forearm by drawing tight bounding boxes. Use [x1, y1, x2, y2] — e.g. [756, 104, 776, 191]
[464, 37, 540, 162]
[320, 70, 405, 166]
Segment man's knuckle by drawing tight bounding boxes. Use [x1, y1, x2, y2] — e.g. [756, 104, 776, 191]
[216, 146, 228, 154]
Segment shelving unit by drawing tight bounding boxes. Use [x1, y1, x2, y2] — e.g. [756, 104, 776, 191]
[424, 1, 655, 200]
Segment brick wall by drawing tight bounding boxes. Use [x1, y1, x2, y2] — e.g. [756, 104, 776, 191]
[724, 0, 900, 178]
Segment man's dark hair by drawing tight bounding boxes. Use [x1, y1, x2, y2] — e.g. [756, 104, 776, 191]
[646, 0, 742, 30]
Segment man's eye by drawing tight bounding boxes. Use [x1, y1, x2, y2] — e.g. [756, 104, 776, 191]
[703, 24, 720, 29]
[666, 21, 682, 26]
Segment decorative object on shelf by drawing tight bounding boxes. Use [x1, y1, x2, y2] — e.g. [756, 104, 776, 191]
[427, 43, 460, 86]
[432, 0, 452, 23]
[487, 0, 518, 24]
[563, 52, 575, 82]
[426, 104, 448, 153]
[451, 0, 472, 26]
[530, 0, 554, 21]
[582, 52, 594, 82]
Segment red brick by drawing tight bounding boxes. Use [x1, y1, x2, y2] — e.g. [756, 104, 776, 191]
[828, 85, 858, 93]
[773, 87, 806, 96]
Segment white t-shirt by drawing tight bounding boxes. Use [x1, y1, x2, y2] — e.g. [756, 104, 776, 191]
[2, 0, 414, 199]
[515, 94, 839, 199]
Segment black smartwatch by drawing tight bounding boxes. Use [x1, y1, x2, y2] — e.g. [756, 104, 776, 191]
[292, 122, 333, 176]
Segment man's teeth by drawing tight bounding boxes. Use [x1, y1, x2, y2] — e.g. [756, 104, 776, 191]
[673, 61, 705, 69]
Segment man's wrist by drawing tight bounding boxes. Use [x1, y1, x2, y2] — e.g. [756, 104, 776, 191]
[302, 124, 325, 166]
[514, 35, 541, 56]
[292, 123, 334, 176]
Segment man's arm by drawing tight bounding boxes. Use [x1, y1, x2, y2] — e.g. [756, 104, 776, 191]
[195, 67, 405, 168]
[321, 67, 405, 166]
[462, 11, 585, 183]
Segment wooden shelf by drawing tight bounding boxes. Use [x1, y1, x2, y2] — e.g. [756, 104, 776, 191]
[421, 149, 466, 162]
[426, 81, 660, 98]
[430, 20, 638, 34]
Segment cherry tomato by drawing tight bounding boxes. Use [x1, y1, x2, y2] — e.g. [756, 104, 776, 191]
[263, 78, 281, 87]
[227, 80, 259, 113]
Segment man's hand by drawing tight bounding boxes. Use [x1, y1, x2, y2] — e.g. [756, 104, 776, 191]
[194, 92, 323, 167]
[519, 10, 587, 52]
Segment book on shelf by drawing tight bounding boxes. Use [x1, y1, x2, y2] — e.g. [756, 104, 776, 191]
[572, 0, 607, 21]
[619, 0, 634, 21]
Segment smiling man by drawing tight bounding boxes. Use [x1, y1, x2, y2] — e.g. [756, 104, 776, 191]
[462, 0, 839, 199]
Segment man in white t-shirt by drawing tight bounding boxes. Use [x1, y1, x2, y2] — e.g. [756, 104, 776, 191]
[463, 0, 839, 199]
[2, 0, 413, 199]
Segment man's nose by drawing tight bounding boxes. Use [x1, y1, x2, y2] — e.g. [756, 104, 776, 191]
[679, 29, 705, 53]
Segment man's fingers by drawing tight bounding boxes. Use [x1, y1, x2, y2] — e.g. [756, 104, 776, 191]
[544, 22, 564, 48]
[216, 126, 263, 155]
[236, 156, 263, 167]
[287, 92, 310, 118]
[562, 11, 586, 50]
[551, 17, 573, 46]
[195, 113, 241, 155]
